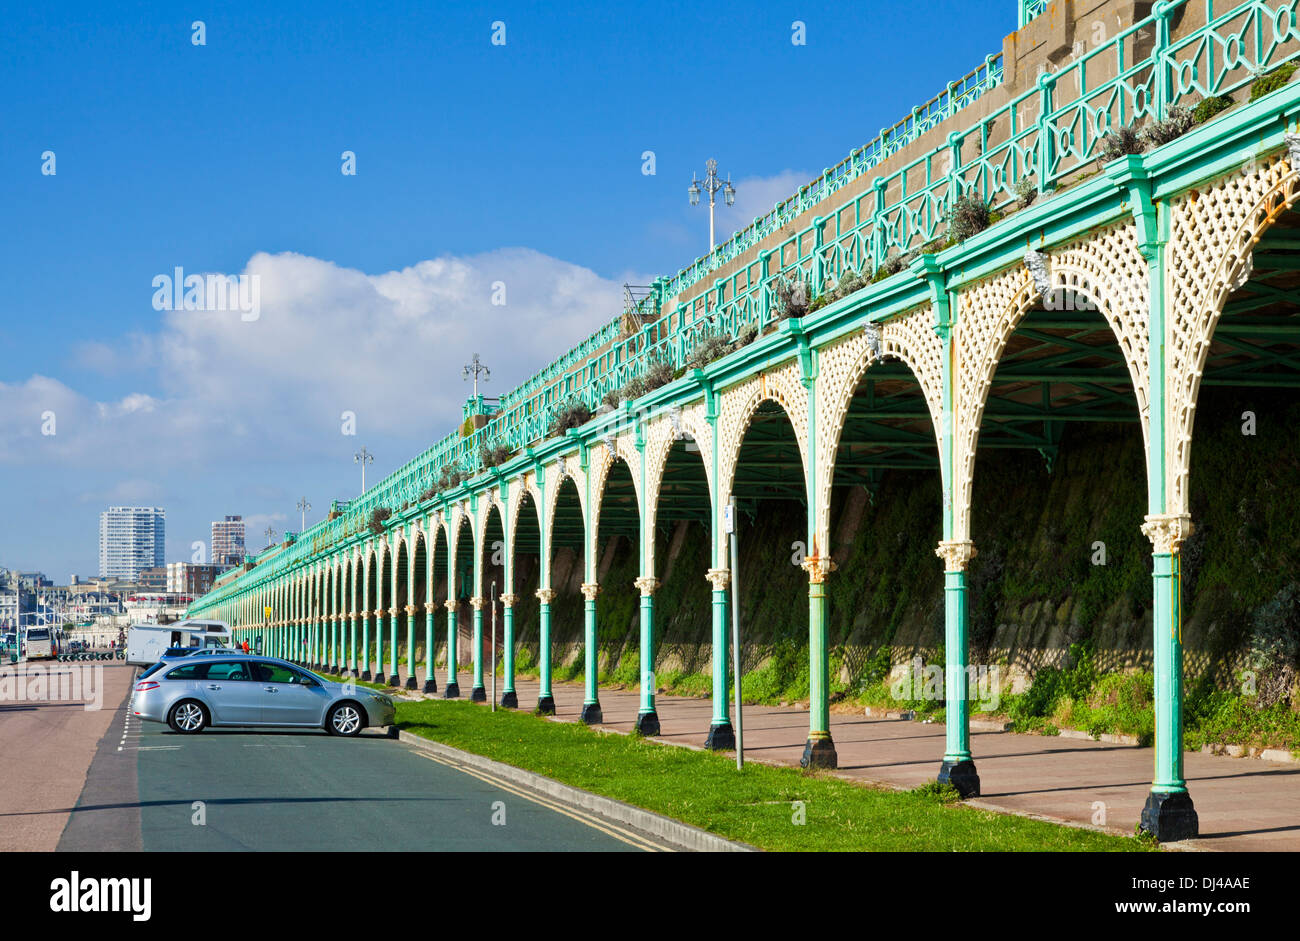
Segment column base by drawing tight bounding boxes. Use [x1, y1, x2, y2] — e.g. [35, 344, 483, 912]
[361, 670, 372, 682]
[537, 695, 556, 715]
[404, 676, 418, 690]
[635, 711, 661, 737]
[1140, 790, 1199, 842]
[443, 682, 461, 699]
[470, 686, 487, 703]
[937, 759, 981, 798]
[580, 702, 603, 725]
[422, 677, 438, 693]
[373, 672, 386, 686]
[500, 690, 518, 709]
[800, 736, 838, 770]
[704, 722, 735, 751]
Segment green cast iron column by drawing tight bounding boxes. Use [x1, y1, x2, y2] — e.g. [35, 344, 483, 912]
[634, 578, 659, 735]
[405, 603, 417, 690]
[704, 570, 733, 749]
[373, 583, 385, 684]
[470, 596, 486, 701]
[579, 583, 601, 723]
[444, 598, 460, 697]
[361, 610, 372, 680]
[423, 602, 437, 693]
[500, 595, 517, 706]
[387, 606, 398, 685]
[537, 588, 555, 713]
[921, 255, 977, 796]
[1130, 173, 1197, 841]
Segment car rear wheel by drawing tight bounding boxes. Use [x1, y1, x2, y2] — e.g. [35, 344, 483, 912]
[327, 702, 364, 737]
[168, 700, 208, 734]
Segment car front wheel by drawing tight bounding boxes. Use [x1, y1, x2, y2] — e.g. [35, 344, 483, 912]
[327, 702, 364, 737]
[168, 700, 208, 734]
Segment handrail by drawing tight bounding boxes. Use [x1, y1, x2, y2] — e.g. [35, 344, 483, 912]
[192, 0, 1300, 612]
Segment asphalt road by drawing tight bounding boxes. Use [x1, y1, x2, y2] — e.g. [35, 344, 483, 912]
[52, 672, 653, 852]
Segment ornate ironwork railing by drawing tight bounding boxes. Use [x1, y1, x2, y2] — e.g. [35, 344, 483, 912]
[1020, 0, 1049, 28]
[197, 1, 1300, 605]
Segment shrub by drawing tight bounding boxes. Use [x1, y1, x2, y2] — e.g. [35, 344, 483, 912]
[1097, 124, 1147, 164]
[1014, 175, 1038, 209]
[418, 487, 437, 503]
[1142, 105, 1195, 147]
[774, 274, 810, 319]
[872, 250, 915, 283]
[1247, 581, 1300, 709]
[479, 443, 511, 468]
[437, 464, 465, 491]
[734, 324, 758, 348]
[368, 507, 391, 535]
[642, 359, 674, 390]
[459, 417, 474, 438]
[1250, 62, 1297, 101]
[547, 400, 591, 437]
[1192, 95, 1233, 123]
[686, 330, 733, 370]
[947, 194, 994, 242]
[601, 387, 622, 408]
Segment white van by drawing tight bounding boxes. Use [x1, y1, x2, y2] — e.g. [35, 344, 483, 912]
[125, 619, 233, 667]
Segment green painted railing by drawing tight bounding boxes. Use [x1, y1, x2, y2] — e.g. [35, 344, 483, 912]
[196, 0, 1300, 611]
[1020, 0, 1049, 28]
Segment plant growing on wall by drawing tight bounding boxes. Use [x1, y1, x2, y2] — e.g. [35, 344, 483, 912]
[774, 273, 810, 320]
[1143, 105, 1195, 147]
[872, 250, 916, 283]
[1014, 175, 1038, 209]
[1192, 94, 1233, 123]
[947, 193, 996, 242]
[480, 442, 512, 468]
[368, 507, 392, 535]
[547, 400, 592, 437]
[1250, 62, 1297, 101]
[1097, 125, 1147, 164]
[437, 463, 465, 491]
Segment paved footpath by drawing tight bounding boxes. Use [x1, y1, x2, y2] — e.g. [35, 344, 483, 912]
[0, 660, 134, 851]
[353, 658, 1300, 851]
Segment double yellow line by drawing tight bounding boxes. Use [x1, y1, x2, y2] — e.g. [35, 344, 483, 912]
[418, 751, 665, 852]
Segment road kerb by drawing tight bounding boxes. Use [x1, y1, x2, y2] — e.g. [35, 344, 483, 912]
[396, 730, 755, 852]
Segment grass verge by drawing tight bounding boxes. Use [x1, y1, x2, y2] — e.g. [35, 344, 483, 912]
[395, 698, 1151, 852]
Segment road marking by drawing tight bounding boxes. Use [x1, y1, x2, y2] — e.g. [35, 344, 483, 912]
[135, 745, 181, 751]
[416, 752, 662, 852]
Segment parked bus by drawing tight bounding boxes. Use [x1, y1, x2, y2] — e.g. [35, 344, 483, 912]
[24, 626, 59, 661]
[125, 619, 232, 667]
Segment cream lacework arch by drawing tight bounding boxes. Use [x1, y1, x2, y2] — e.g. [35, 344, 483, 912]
[1166, 150, 1300, 517]
[586, 431, 644, 569]
[642, 402, 713, 576]
[813, 304, 945, 550]
[950, 222, 1154, 544]
[716, 359, 811, 548]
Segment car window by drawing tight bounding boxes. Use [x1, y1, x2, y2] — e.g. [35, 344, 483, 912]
[164, 663, 205, 680]
[255, 662, 309, 684]
[205, 661, 251, 681]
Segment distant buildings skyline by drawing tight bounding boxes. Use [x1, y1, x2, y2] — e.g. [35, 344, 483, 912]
[211, 515, 246, 567]
[98, 506, 165, 580]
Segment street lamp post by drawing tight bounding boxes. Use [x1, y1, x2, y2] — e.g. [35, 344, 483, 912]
[264, 526, 276, 548]
[297, 497, 311, 532]
[689, 158, 736, 253]
[463, 354, 491, 400]
[354, 447, 374, 494]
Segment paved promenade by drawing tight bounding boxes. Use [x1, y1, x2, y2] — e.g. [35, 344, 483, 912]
[365, 660, 1300, 851]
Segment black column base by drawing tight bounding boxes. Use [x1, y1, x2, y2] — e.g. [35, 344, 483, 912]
[537, 695, 556, 715]
[443, 682, 460, 699]
[800, 736, 838, 770]
[580, 702, 603, 724]
[373, 672, 386, 686]
[635, 711, 661, 736]
[937, 759, 981, 798]
[404, 676, 418, 690]
[361, 670, 372, 682]
[705, 722, 736, 751]
[1140, 790, 1199, 842]
[422, 677, 438, 693]
[500, 690, 518, 709]
[470, 686, 487, 702]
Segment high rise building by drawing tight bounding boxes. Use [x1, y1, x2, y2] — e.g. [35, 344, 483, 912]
[211, 515, 246, 567]
[98, 506, 165, 580]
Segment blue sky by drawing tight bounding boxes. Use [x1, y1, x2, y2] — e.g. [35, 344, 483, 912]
[0, 0, 1016, 579]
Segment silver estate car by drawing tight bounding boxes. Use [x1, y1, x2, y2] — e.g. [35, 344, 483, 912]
[131, 654, 395, 736]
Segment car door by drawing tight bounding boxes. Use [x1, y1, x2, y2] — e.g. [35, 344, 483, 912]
[254, 662, 329, 725]
[200, 660, 262, 725]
